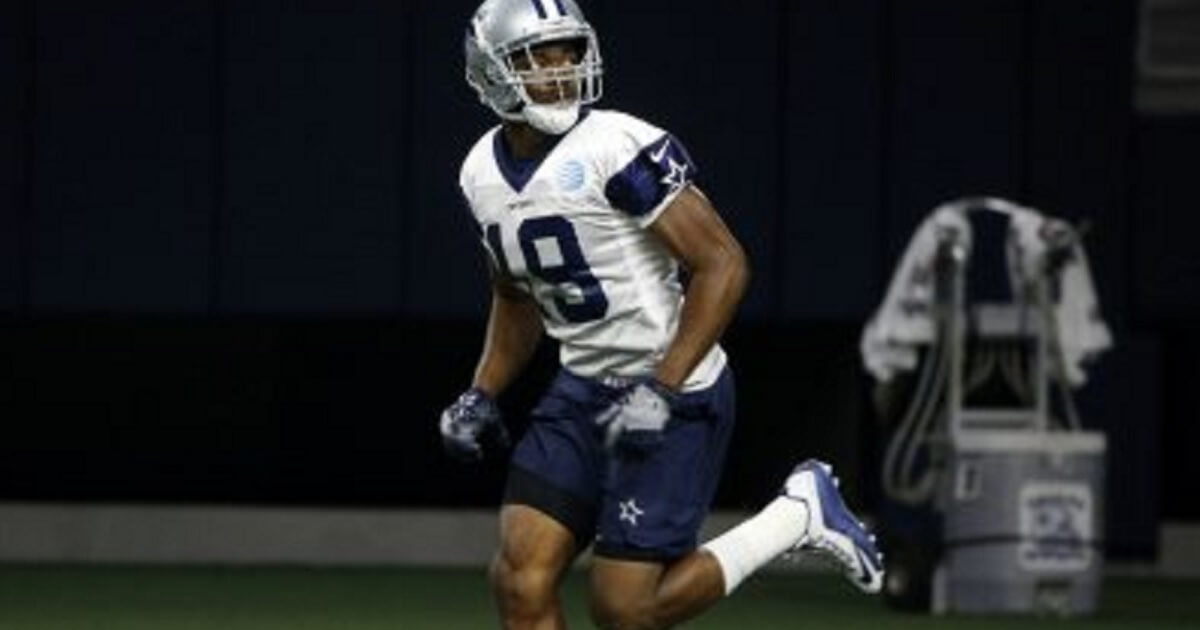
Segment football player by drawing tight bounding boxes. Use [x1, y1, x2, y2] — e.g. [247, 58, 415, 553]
[440, 1, 884, 627]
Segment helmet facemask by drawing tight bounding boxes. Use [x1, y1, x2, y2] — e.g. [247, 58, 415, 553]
[466, 15, 604, 135]
[503, 36, 601, 134]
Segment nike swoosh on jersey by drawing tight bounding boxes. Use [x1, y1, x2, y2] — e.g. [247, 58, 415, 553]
[649, 139, 671, 163]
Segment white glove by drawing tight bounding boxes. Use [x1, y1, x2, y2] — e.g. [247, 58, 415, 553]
[595, 380, 674, 451]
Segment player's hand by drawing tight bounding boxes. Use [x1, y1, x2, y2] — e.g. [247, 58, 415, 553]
[439, 387, 509, 462]
[595, 379, 674, 452]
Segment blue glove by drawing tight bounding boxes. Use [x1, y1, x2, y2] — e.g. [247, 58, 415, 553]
[595, 379, 675, 451]
[439, 387, 509, 462]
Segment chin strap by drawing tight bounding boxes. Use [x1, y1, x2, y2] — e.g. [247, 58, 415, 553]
[523, 102, 581, 135]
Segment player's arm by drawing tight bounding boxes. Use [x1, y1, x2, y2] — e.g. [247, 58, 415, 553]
[471, 266, 545, 396]
[440, 263, 542, 462]
[649, 186, 749, 390]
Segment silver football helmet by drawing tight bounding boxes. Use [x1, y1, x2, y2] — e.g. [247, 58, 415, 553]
[464, 0, 603, 134]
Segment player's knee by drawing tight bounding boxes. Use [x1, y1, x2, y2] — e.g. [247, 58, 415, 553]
[489, 552, 558, 618]
[589, 591, 659, 630]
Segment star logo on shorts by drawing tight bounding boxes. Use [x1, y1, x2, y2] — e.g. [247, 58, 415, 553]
[618, 498, 644, 527]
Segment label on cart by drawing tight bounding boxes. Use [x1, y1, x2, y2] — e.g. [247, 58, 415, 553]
[1018, 482, 1093, 572]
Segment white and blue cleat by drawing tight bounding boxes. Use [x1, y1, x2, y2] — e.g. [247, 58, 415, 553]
[782, 459, 885, 594]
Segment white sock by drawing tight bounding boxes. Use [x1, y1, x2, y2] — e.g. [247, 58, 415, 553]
[701, 497, 810, 595]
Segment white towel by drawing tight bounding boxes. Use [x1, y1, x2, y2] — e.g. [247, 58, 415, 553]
[860, 198, 1111, 387]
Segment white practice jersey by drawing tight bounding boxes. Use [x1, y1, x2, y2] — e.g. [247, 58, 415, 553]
[459, 109, 726, 392]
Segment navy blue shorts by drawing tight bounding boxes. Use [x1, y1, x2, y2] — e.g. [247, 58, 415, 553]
[504, 366, 736, 561]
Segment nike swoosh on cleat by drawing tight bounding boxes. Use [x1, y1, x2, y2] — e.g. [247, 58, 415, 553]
[854, 546, 876, 587]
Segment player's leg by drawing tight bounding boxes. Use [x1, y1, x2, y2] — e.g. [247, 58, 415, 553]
[589, 552, 724, 630]
[493, 369, 608, 629]
[586, 368, 884, 629]
[588, 464, 883, 630]
[704, 459, 885, 594]
[490, 503, 576, 630]
[586, 368, 739, 629]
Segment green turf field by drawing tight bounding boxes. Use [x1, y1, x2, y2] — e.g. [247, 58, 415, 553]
[0, 566, 1197, 629]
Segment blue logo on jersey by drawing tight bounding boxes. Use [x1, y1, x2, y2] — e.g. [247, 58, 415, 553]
[558, 160, 586, 192]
